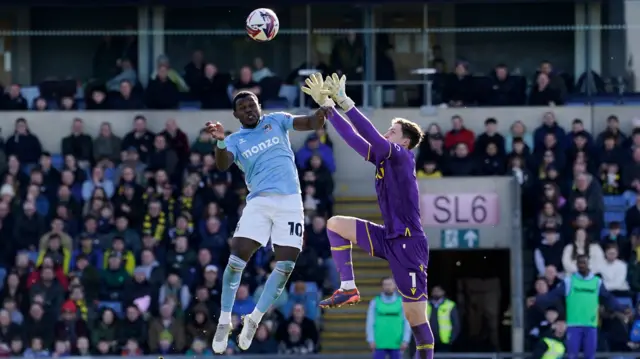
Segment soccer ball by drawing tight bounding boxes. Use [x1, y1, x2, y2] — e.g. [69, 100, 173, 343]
[246, 8, 279, 42]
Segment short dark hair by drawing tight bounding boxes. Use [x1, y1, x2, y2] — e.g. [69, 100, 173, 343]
[232, 91, 257, 111]
[485, 117, 497, 125]
[392, 118, 423, 149]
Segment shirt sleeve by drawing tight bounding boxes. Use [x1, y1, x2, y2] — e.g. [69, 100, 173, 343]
[224, 135, 238, 159]
[272, 112, 295, 132]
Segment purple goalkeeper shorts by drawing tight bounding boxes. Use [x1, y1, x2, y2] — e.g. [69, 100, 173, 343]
[356, 220, 429, 302]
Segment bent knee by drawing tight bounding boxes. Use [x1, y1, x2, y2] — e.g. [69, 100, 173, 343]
[327, 216, 358, 242]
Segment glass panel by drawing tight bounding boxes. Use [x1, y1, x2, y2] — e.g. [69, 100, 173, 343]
[372, 3, 424, 107]
[29, 7, 138, 83]
[165, 6, 308, 109]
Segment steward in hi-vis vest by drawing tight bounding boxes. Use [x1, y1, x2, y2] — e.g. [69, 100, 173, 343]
[531, 321, 567, 359]
[366, 277, 411, 359]
[427, 286, 460, 352]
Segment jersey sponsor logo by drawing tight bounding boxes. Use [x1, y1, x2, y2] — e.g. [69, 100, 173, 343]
[241, 136, 281, 159]
[263, 124, 272, 133]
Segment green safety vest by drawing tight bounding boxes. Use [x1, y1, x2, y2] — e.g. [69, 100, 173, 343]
[427, 299, 455, 344]
[566, 274, 599, 327]
[541, 337, 565, 359]
[373, 295, 404, 349]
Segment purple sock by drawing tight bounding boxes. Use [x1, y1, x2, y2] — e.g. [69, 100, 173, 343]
[327, 229, 355, 282]
[412, 323, 434, 359]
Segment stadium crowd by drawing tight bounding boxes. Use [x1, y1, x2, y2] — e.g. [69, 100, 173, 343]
[416, 111, 640, 353]
[0, 31, 634, 357]
[0, 110, 337, 355]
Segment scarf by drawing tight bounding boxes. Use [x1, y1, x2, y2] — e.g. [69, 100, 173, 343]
[143, 211, 166, 242]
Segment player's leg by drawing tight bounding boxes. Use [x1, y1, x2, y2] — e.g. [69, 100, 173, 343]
[212, 199, 270, 354]
[237, 194, 302, 350]
[582, 327, 597, 359]
[320, 216, 386, 308]
[564, 327, 581, 359]
[387, 239, 434, 359]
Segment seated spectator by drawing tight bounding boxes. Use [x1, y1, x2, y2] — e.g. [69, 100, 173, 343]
[121, 116, 155, 163]
[277, 322, 315, 354]
[91, 308, 119, 353]
[244, 323, 278, 354]
[506, 121, 534, 154]
[110, 80, 144, 110]
[445, 143, 476, 176]
[54, 300, 89, 348]
[158, 271, 191, 318]
[122, 338, 143, 356]
[32, 97, 48, 111]
[596, 115, 627, 149]
[103, 236, 135, 275]
[417, 159, 442, 179]
[119, 305, 147, 348]
[478, 142, 505, 176]
[99, 254, 130, 309]
[600, 244, 630, 296]
[1, 84, 28, 111]
[488, 64, 521, 106]
[36, 235, 71, 275]
[442, 61, 475, 107]
[23, 337, 49, 358]
[86, 88, 110, 110]
[151, 54, 189, 92]
[232, 66, 261, 98]
[562, 228, 606, 274]
[186, 303, 215, 344]
[444, 115, 475, 153]
[529, 73, 563, 106]
[475, 118, 505, 156]
[295, 134, 335, 173]
[148, 302, 186, 353]
[602, 222, 631, 261]
[145, 65, 180, 110]
[283, 281, 318, 321]
[81, 167, 115, 202]
[232, 283, 255, 317]
[534, 229, 564, 276]
[160, 119, 190, 163]
[277, 303, 318, 349]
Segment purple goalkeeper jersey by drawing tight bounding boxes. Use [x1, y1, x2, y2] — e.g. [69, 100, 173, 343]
[373, 142, 425, 240]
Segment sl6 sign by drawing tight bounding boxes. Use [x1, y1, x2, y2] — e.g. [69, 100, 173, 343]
[421, 193, 500, 226]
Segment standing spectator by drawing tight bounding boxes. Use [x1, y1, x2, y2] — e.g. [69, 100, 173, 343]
[534, 229, 565, 275]
[145, 65, 180, 110]
[506, 121, 534, 153]
[232, 66, 261, 98]
[109, 80, 144, 110]
[81, 167, 115, 201]
[534, 112, 566, 150]
[93, 122, 122, 168]
[596, 115, 627, 149]
[61, 118, 93, 168]
[4, 118, 42, 166]
[442, 61, 475, 107]
[148, 302, 186, 353]
[366, 277, 410, 358]
[475, 118, 505, 156]
[599, 244, 630, 295]
[160, 119, 190, 164]
[183, 50, 205, 92]
[200, 64, 232, 109]
[121, 116, 155, 163]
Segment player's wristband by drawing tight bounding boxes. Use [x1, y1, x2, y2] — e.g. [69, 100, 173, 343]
[216, 140, 227, 149]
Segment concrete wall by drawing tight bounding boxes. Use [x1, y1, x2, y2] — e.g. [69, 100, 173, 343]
[0, 105, 635, 196]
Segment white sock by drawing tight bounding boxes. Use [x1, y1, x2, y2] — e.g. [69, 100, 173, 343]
[248, 308, 265, 323]
[219, 311, 231, 325]
[341, 280, 356, 290]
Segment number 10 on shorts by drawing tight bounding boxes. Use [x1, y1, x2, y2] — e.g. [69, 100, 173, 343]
[288, 222, 303, 237]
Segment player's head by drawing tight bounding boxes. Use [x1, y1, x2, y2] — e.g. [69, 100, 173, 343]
[576, 254, 590, 275]
[232, 91, 261, 129]
[383, 118, 423, 149]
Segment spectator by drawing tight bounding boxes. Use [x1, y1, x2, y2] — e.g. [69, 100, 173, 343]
[232, 283, 255, 317]
[506, 121, 535, 154]
[121, 116, 155, 163]
[600, 244, 630, 294]
[185, 303, 215, 344]
[5, 118, 42, 166]
[295, 134, 335, 173]
[232, 66, 261, 98]
[562, 229, 606, 275]
[106, 58, 137, 92]
[81, 167, 114, 201]
[596, 115, 627, 149]
[152, 54, 189, 92]
[444, 115, 475, 153]
[534, 229, 565, 275]
[1, 84, 28, 111]
[159, 119, 190, 164]
[277, 322, 315, 355]
[442, 61, 475, 107]
[245, 323, 277, 354]
[110, 80, 144, 110]
[184, 50, 205, 92]
[533, 112, 566, 151]
[145, 65, 180, 110]
[445, 143, 476, 176]
[529, 73, 563, 106]
[200, 64, 232, 109]
[148, 302, 185, 353]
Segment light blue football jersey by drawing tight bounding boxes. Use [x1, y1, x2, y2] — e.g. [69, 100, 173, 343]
[224, 112, 301, 200]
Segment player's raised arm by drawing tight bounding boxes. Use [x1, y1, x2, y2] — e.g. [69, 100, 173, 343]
[291, 111, 326, 131]
[301, 74, 371, 160]
[326, 73, 391, 157]
[205, 121, 234, 171]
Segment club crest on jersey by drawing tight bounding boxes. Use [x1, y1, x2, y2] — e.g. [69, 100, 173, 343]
[263, 124, 272, 133]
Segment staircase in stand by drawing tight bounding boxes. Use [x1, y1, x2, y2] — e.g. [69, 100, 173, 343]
[320, 197, 391, 355]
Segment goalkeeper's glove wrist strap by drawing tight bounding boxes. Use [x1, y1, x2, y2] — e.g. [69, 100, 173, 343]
[338, 97, 355, 111]
[321, 98, 336, 107]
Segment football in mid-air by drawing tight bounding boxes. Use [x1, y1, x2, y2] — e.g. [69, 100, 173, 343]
[246, 8, 279, 42]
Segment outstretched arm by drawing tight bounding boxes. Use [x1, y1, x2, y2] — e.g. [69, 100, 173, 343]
[326, 107, 372, 161]
[344, 107, 392, 160]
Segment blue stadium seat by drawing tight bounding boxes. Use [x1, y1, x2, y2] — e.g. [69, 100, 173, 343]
[51, 154, 64, 170]
[604, 195, 626, 208]
[604, 211, 625, 225]
[616, 296, 633, 309]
